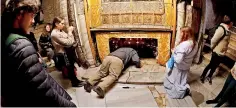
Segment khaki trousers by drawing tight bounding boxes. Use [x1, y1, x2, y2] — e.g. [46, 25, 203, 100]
[87, 56, 124, 91]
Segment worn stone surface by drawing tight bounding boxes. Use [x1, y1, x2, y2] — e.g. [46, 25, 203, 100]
[106, 87, 158, 107]
[47, 61, 227, 107]
[76, 87, 107, 107]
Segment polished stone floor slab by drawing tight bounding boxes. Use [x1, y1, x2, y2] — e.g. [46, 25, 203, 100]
[76, 87, 106, 107]
[105, 87, 158, 107]
[48, 61, 226, 107]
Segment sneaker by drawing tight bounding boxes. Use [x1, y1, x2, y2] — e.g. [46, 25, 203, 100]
[84, 81, 93, 93]
[72, 79, 85, 87]
[200, 76, 205, 83]
[206, 77, 212, 85]
[93, 86, 105, 98]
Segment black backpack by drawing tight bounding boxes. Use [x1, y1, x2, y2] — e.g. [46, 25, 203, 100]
[206, 25, 227, 50]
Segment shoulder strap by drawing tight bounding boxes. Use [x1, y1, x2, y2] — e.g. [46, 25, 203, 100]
[219, 25, 226, 36]
[212, 25, 227, 50]
[5, 34, 27, 46]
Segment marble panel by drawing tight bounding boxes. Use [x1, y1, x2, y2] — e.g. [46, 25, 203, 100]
[76, 87, 106, 107]
[106, 87, 158, 107]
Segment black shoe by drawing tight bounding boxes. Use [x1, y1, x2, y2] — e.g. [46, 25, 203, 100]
[200, 76, 205, 83]
[206, 77, 212, 85]
[185, 88, 192, 96]
[206, 99, 218, 104]
[72, 79, 84, 87]
[93, 86, 105, 98]
[84, 81, 93, 93]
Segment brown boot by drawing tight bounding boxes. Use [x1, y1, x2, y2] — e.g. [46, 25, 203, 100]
[93, 86, 105, 98]
[84, 81, 93, 93]
[71, 79, 85, 87]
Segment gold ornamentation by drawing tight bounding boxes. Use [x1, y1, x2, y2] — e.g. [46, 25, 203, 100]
[143, 13, 153, 24]
[112, 14, 120, 24]
[101, 14, 110, 24]
[132, 13, 143, 24]
[96, 32, 171, 65]
[121, 13, 131, 24]
[154, 15, 163, 24]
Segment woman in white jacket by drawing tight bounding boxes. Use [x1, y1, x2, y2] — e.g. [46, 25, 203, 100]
[164, 26, 198, 99]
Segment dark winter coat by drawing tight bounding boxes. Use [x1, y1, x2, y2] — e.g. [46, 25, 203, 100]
[39, 32, 54, 50]
[26, 32, 39, 51]
[1, 29, 76, 107]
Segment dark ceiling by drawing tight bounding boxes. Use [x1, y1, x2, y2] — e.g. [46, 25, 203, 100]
[212, 0, 236, 24]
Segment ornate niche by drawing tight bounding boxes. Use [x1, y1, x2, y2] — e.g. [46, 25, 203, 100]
[86, 0, 176, 66]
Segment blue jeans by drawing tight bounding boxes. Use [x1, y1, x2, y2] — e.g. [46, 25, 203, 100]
[215, 73, 236, 107]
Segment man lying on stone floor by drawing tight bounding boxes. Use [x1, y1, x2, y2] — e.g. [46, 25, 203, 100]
[84, 47, 142, 98]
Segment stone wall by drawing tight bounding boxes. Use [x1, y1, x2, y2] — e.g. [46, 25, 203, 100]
[204, 0, 216, 30]
[42, 0, 69, 28]
[42, 0, 95, 66]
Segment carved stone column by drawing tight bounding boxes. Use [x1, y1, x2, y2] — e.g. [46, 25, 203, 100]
[67, 0, 89, 68]
[75, 0, 96, 66]
[175, 1, 186, 46]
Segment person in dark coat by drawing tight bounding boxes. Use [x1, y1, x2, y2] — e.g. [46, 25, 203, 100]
[1, 0, 76, 107]
[39, 23, 54, 65]
[84, 47, 142, 98]
[26, 31, 39, 51]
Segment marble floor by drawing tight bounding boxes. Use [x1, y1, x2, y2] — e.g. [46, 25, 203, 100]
[49, 60, 230, 107]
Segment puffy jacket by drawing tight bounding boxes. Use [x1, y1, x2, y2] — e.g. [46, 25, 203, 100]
[39, 33, 54, 50]
[25, 32, 39, 51]
[1, 30, 76, 107]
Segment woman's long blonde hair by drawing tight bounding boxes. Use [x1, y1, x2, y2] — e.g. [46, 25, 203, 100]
[178, 26, 196, 49]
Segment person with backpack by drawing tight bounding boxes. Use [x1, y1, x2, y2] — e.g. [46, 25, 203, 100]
[1, 0, 76, 107]
[200, 15, 234, 84]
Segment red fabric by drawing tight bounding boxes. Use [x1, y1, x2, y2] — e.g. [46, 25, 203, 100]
[62, 66, 68, 78]
[62, 66, 77, 78]
[74, 67, 77, 76]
